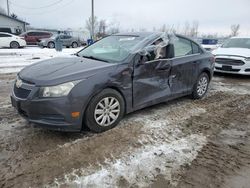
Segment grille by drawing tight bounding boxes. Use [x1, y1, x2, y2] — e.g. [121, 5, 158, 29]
[14, 85, 31, 99]
[215, 58, 245, 66]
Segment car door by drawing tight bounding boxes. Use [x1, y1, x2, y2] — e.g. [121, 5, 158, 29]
[133, 39, 172, 108]
[0, 33, 12, 47]
[169, 37, 199, 95]
[61, 35, 71, 46]
[26, 32, 36, 44]
[0, 34, 6, 47]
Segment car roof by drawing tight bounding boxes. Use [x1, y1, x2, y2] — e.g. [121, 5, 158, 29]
[231, 36, 250, 39]
[113, 32, 163, 38]
[0, 32, 13, 35]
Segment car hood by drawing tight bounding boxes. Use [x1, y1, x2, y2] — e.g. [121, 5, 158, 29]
[213, 47, 250, 58]
[19, 56, 116, 86]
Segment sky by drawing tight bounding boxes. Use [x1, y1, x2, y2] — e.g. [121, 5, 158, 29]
[1, 0, 250, 36]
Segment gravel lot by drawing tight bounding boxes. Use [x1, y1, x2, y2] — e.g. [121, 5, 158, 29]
[0, 48, 250, 187]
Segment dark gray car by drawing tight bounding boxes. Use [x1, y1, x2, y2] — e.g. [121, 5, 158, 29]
[38, 34, 81, 48]
[11, 32, 214, 132]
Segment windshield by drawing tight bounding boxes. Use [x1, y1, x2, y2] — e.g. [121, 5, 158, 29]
[77, 35, 145, 62]
[222, 38, 250, 49]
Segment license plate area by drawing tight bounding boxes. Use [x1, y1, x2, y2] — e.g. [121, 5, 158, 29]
[11, 96, 18, 108]
[222, 65, 232, 71]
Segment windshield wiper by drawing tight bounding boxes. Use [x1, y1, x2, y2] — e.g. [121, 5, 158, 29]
[82, 55, 109, 63]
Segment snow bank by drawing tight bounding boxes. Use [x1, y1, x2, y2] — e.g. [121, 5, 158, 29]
[0, 46, 82, 74]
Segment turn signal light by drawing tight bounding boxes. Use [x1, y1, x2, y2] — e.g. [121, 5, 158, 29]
[71, 112, 80, 118]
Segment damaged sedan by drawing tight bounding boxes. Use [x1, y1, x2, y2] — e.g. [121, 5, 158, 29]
[11, 32, 214, 132]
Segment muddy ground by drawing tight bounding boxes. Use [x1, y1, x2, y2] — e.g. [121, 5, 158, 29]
[0, 73, 249, 188]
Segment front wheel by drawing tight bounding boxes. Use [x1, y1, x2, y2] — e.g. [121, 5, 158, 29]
[10, 41, 20, 49]
[192, 72, 210, 99]
[84, 89, 125, 133]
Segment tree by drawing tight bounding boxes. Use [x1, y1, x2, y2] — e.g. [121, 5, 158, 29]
[96, 19, 107, 38]
[11, 13, 18, 19]
[85, 16, 99, 39]
[231, 24, 240, 36]
[189, 21, 199, 37]
[183, 21, 190, 36]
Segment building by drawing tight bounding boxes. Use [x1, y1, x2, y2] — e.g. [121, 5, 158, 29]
[0, 12, 29, 35]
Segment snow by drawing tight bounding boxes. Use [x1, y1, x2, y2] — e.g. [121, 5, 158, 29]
[54, 135, 206, 188]
[0, 46, 82, 74]
[52, 107, 207, 187]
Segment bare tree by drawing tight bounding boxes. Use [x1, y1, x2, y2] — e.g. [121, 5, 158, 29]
[183, 21, 190, 36]
[189, 21, 199, 37]
[11, 13, 18, 19]
[107, 21, 120, 34]
[160, 24, 167, 32]
[230, 24, 240, 36]
[96, 19, 107, 38]
[85, 16, 99, 39]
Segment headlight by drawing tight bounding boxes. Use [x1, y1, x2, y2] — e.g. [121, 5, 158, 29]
[245, 57, 250, 61]
[39, 81, 79, 98]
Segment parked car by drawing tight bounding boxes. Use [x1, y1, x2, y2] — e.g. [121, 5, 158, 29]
[213, 36, 250, 75]
[11, 32, 214, 132]
[20, 30, 52, 45]
[201, 39, 220, 51]
[38, 34, 81, 48]
[0, 32, 26, 48]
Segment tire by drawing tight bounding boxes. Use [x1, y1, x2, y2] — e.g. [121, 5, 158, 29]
[84, 89, 125, 133]
[10, 41, 20, 49]
[192, 72, 210, 99]
[72, 42, 78, 48]
[47, 42, 55, 48]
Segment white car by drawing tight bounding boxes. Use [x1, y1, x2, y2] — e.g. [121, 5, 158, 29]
[212, 36, 250, 75]
[0, 32, 26, 48]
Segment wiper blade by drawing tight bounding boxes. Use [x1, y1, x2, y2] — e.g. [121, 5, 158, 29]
[82, 55, 109, 62]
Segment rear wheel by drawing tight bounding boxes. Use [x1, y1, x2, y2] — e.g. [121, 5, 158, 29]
[72, 42, 78, 48]
[84, 89, 125, 133]
[47, 42, 55, 48]
[10, 41, 20, 49]
[192, 72, 209, 99]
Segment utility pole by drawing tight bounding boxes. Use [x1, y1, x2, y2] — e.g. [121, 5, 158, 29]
[91, 0, 94, 40]
[7, 0, 10, 16]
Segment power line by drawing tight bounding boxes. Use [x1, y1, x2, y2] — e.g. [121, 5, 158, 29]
[11, 0, 74, 15]
[9, 0, 64, 9]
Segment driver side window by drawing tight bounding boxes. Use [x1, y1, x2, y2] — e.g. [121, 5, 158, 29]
[145, 38, 167, 61]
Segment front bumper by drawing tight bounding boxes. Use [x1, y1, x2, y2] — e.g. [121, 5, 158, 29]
[11, 90, 83, 132]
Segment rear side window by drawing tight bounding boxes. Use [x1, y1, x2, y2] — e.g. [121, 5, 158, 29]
[0, 33, 11, 37]
[64, 35, 71, 39]
[27, 32, 35, 36]
[174, 37, 192, 57]
[192, 42, 201, 54]
[38, 32, 50, 36]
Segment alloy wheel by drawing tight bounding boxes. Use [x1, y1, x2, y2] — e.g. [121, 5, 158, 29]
[197, 76, 208, 96]
[94, 97, 120, 127]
